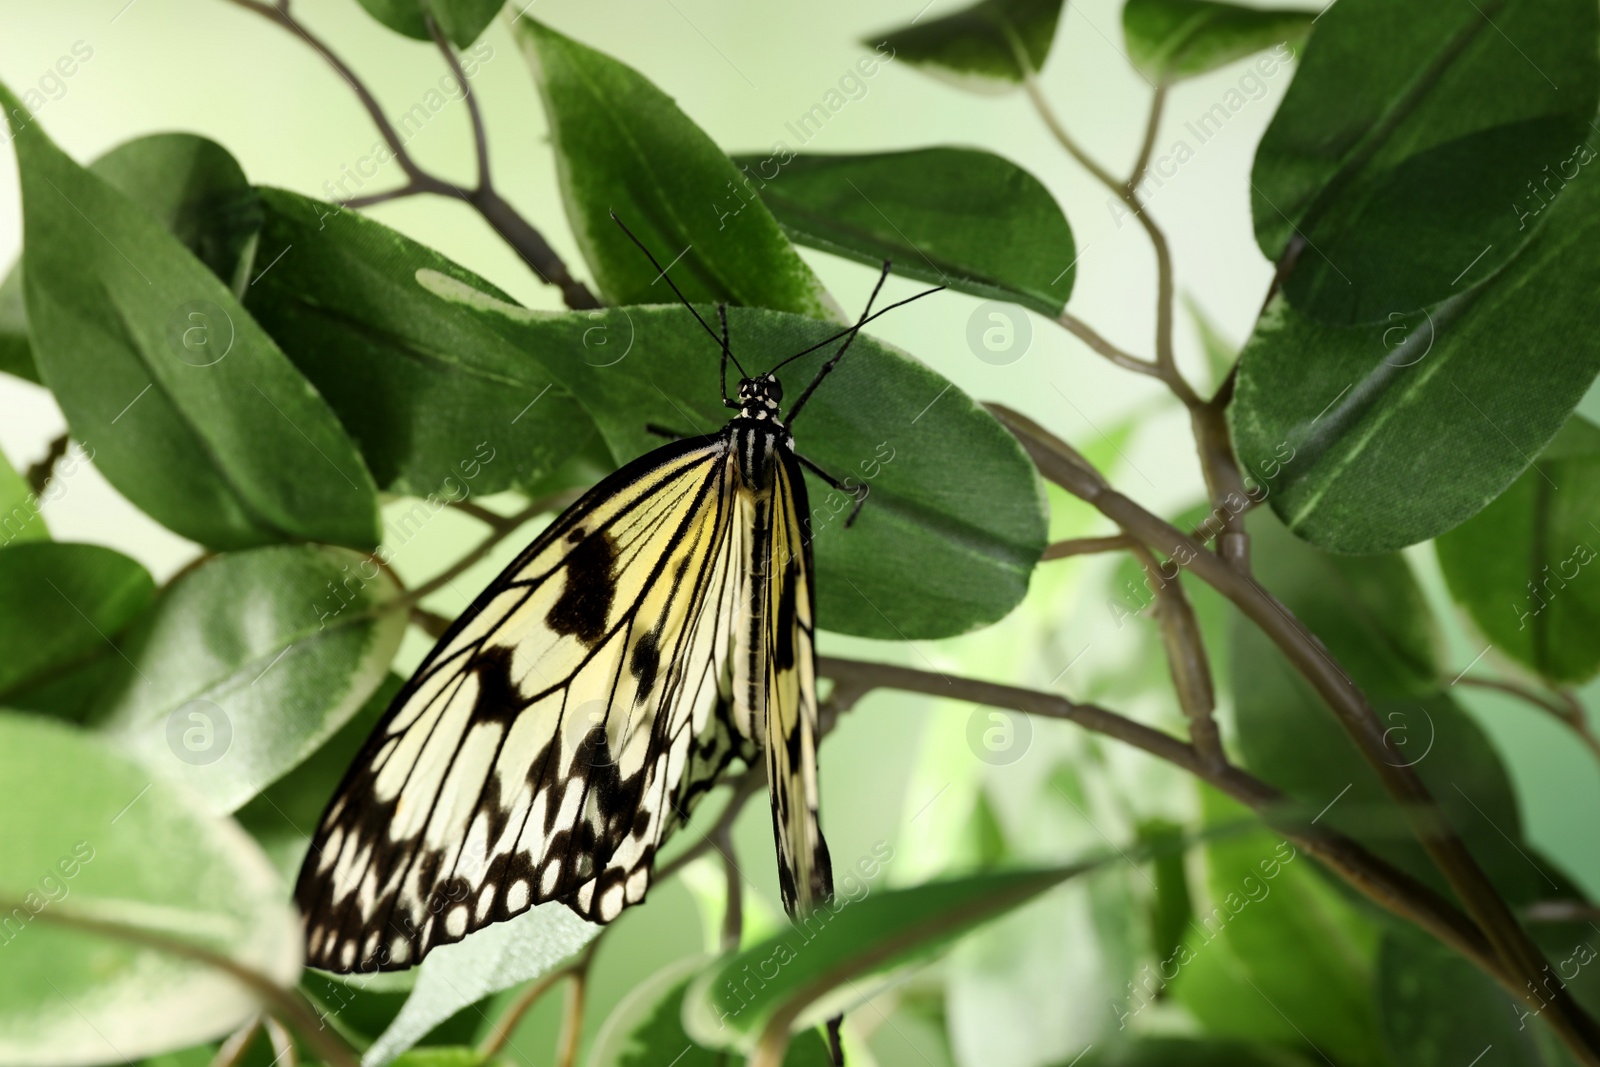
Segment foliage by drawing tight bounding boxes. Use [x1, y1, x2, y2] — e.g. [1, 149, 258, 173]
[2, 2, 1600, 1067]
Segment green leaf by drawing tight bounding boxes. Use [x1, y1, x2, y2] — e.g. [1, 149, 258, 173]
[243, 188, 598, 498]
[731, 147, 1076, 315]
[0, 446, 47, 545]
[1231, 159, 1600, 553]
[868, 0, 1066, 91]
[420, 279, 1048, 639]
[366, 904, 598, 1066]
[1251, 0, 1600, 325]
[0, 542, 153, 708]
[1171, 789, 1390, 1066]
[516, 20, 832, 317]
[1436, 414, 1600, 686]
[0, 713, 300, 1064]
[1248, 512, 1440, 699]
[96, 545, 406, 813]
[0, 131, 262, 382]
[682, 866, 1085, 1053]
[352, 0, 504, 47]
[1376, 927, 1559, 1066]
[0, 90, 382, 550]
[1123, 0, 1312, 85]
[1076, 1038, 1318, 1067]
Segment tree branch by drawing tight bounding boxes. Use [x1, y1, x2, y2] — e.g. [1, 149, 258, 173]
[1128, 541, 1223, 767]
[395, 488, 581, 610]
[1127, 84, 1168, 192]
[984, 404, 1600, 1060]
[556, 939, 599, 1067]
[1456, 677, 1600, 765]
[1042, 534, 1134, 561]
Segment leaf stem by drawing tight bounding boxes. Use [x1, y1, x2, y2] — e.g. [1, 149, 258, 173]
[555, 939, 600, 1067]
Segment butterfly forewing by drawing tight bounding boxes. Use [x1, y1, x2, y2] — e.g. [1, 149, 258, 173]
[296, 438, 755, 972]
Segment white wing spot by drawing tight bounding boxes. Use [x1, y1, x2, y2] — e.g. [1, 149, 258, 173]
[507, 879, 530, 913]
[541, 859, 562, 895]
[446, 905, 468, 938]
[599, 883, 625, 921]
[476, 884, 496, 922]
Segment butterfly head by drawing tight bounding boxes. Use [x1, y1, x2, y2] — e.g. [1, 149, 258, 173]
[736, 373, 783, 418]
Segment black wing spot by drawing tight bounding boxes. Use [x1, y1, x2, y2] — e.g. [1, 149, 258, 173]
[548, 530, 617, 646]
[773, 555, 801, 672]
[567, 528, 585, 544]
[630, 629, 661, 699]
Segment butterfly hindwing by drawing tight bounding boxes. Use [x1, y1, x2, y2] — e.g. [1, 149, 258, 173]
[296, 437, 753, 972]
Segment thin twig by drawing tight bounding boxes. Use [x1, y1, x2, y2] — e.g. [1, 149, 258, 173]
[656, 769, 765, 882]
[715, 821, 744, 951]
[1457, 677, 1600, 765]
[396, 489, 580, 609]
[1126, 84, 1168, 192]
[555, 939, 600, 1067]
[478, 955, 584, 1060]
[1128, 542, 1224, 767]
[207, 1017, 262, 1067]
[986, 404, 1600, 1060]
[1056, 311, 1163, 378]
[1043, 535, 1133, 560]
[427, 15, 491, 190]
[262, 1016, 297, 1067]
[411, 606, 453, 639]
[449, 497, 519, 531]
[25, 433, 69, 496]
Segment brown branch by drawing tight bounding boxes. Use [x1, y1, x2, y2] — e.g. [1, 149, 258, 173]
[262, 1016, 297, 1067]
[1056, 311, 1163, 379]
[478, 955, 583, 1060]
[396, 488, 581, 610]
[1042, 534, 1133, 561]
[1127, 84, 1168, 193]
[715, 821, 744, 951]
[427, 15, 490, 190]
[985, 404, 1600, 1061]
[556, 939, 600, 1067]
[207, 1018, 262, 1067]
[1128, 542, 1223, 767]
[1456, 677, 1600, 765]
[411, 606, 452, 639]
[223, 0, 600, 309]
[656, 769, 764, 882]
[25, 432, 69, 496]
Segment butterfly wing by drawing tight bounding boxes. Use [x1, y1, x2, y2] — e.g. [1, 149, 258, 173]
[758, 449, 833, 916]
[296, 436, 754, 972]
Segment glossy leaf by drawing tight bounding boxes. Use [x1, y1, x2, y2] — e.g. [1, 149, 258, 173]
[420, 276, 1048, 639]
[868, 0, 1066, 91]
[1077, 1038, 1318, 1067]
[0, 448, 46, 545]
[96, 546, 406, 814]
[1436, 415, 1600, 686]
[1172, 790, 1389, 1066]
[732, 147, 1076, 316]
[0, 132, 261, 382]
[351, 0, 504, 47]
[1251, 0, 1600, 324]
[0, 713, 300, 1064]
[365, 903, 598, 1066]
[244, 188, 598, 498]
[682, 866, 1085, 1052]
[0, 90, 381, 550]
[1123, 0, 1312, 85]
[1231, 164, 1600, 553]
[0, 542, 153, 707]
[516, 19, 832, 317]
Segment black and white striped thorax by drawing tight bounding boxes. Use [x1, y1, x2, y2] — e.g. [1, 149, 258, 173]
[727, 373, 792, 492]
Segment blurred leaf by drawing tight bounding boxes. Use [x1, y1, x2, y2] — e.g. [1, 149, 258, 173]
[516, 19, 832, 317]
[0, 713, 300, 1064]
[868, 0, 1065, 91]
[0, 447, 46, 544]
[244, 188, 598, 498]
[0, 264, 35, 382]
[1075, 1038, 1318, 1067]
[1171, 789, 1390, 1066]
[97, 546, 406, 813]
[235, 672, 403, 879]
[1252, 0, 1600, 325]
[1184, 296, 1238, 394]
[1231, 627, 1544, 907]
[682, 866, 1089, 1053]
[1436, 414, 1600, 686]
[1137, 818, 1192, 968]
[1123, 0, 1312, 84]
[351, 0, 504, 47]
[0, 132, 262, 381]
[420, 279, 1048, 639]
[1231, 160, 1600, 553]
[366, 903, 598, 1066]
[734, 147, 1075, 315]
[0, 85, 381, 550]
[0, 542, 153, 708]
[1248, 512, 1440, 699]
[1376, 926, 1559, 1066]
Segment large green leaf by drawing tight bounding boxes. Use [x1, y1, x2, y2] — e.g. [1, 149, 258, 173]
[0, 714, 300, 1065]
[732, 147, 1076, 316]
[420, 276, 1048, 638]
[868, 0, 1066, 91]
[243, 188, 598, 498]
[96, 546, 406, 813]
[682, 866, 1086, 1053]
[1171, 790, 1390, 1066]
[0, 132, 261, 383]
[1436, 415, 1600, 687]
[352, 0, 504, 47]
[0, 542, 153, 710]
[1231, 163, 1600, 554]
[0, 89, 381, 550]
[516, 19, 832, 317]
[1251, 0, 1600, 325]
[1123, 0, 1313, 84]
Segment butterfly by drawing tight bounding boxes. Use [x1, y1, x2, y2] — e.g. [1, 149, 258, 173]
[293, 214, 942, 974]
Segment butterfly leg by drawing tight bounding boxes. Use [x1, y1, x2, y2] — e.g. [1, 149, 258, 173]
[796, 452, 869, 527]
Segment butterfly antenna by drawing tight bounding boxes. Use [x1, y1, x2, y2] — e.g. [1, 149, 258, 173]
[769, 281, 945, 376]
[609, 211, 747, 377]
[784, 261, 893, 426]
